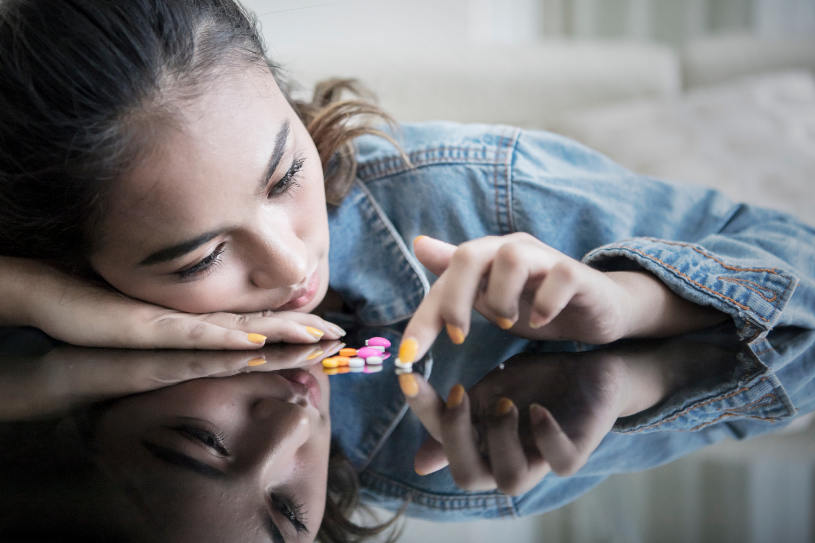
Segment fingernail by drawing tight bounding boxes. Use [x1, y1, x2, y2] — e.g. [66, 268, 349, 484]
[529, 403, 545, 425]
[415, 465, 429, 476]
[445, 324, 466, 345]
[247, 333, 267, 345]
[306, 348, 324, 360]
[495, 397, 514, 416]
[399, 373, 419, 398]
[305, 326, 324, 338]
[528, 310, 546, 329]
[496, 317, 516, 330]
[413, 235, 427, 246]
[447, 384, 465, 408]
[329, 324, 347, 336]
[246, 357, 267, 367]
[398, 337, 418, 364]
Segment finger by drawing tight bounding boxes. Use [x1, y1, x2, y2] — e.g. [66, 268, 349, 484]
[399, 237, 503, 363]
[441, 384, 495, 491]
[484, 397, 533, 495]
[528, 261, 581, 329]
[398, 373, 444, 441]
[203, 311, 345, 342]
[412, 235, 457, 277]
[144, 317, 269, 350]
[483, 236, 556, 324]
[413, 436, 449, 475]
[529, 404, 585, 477]
[258, 340, 345, 370]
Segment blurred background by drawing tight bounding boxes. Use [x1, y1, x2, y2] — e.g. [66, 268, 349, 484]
[243, 1, 815, 541]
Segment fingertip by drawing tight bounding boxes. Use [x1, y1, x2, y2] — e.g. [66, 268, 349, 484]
[529, 403, 546, 426]
[398, 373, 419, 398]
[398, 337, 419, 364]
[413, 234, 428, 247]
[445, 323, 466, 345]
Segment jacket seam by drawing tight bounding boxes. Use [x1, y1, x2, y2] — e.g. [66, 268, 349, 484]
[356, 145, 504, 181]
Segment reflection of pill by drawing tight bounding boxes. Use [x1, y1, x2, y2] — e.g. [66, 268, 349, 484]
[339, 348, 357, 357]
[364, 365, 382, 373]
[395, 367, 413, 375]
[394, 358, 413, 369]
[348, 357, 364, 368]
[366, 356, 383, 365]
[366, 337, 391, 348]
[380, 351, 391, 361]
[350, 366, 364, 373]
[337, 367, 350, 374]
[322, 357, 339, 368]
[335, 356, 351, 367]
[357, 347, 379, 358]
[323, 368, 339, 375]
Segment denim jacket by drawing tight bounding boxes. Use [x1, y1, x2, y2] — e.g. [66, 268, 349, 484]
[324, 122, 815, 521]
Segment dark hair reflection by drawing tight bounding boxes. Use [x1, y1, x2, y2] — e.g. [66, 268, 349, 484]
[0, 368, 402, 543]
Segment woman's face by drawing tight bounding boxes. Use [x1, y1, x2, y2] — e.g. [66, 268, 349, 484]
[94, 367, 331, 542]
[90, 66, 330, 314]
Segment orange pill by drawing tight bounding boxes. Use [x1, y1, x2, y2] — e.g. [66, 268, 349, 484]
[334, 356, 351, 366]
[322, 368, 339, 375]
[336, 367, 350, 374]
[339, 348, 357, 357]
[321, 357, 340, 368]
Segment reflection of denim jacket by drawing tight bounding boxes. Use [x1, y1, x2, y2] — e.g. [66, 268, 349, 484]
[325, 122, 815, 520]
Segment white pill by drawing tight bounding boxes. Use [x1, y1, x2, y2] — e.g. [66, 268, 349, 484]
[394, 358, 413, 370]
[395, 367, 413, 375]
[365, 355, 383, 365]
[370, 345, 385, 352]
[350, 366, 364, 373]
[364, 365, 382, 373]
[348, 357, 365, 368]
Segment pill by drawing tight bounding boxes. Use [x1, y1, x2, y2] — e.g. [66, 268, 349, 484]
[394, 358, 413, 369]
[334, 356, 351, 367]
[369, 345, 385, 352]
[364, 365, 382, 373]
[366, 337, 391, 348]
[336, 367, 350, 374]
[323, 368, 339, 375]
[395, 367, 413, 375]
[365, 355, 383, 365]
[356, 347, 380, 359]
[380, 351, 391, 361]
[348, 357, 365, 368]
[350, 366, 364, 373]
[321, 357, 340, 368]
[339, 348, 357, 357]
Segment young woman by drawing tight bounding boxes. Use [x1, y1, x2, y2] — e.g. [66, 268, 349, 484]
[1, 0, 813, 540]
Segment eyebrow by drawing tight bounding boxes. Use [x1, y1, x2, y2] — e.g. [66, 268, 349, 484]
[138, 120, 291, 267]
[141, 439, 226, 478]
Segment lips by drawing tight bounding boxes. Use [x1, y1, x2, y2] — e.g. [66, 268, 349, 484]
[275, 269, 320, 311]
[277, 369, 322, 409]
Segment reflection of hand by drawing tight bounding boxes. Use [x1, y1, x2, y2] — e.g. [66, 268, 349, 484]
[4, 256, 345, 349]
[0, 341, 343, 420]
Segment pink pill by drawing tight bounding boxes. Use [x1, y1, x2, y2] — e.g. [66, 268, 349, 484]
[366, 337, 391, 348]
[380, 351, 391, 360]
[357, 347, 381, 359]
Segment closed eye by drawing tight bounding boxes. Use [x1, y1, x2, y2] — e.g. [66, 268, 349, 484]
[267, 156, 305, 198]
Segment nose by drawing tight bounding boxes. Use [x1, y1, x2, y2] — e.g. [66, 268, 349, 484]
[248, 222, 309, 290]
[248, 395, 312, 470]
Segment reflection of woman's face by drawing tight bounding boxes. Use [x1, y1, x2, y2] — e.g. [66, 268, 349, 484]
[90, 66, 330, 314]
[94, 366, 331, 542]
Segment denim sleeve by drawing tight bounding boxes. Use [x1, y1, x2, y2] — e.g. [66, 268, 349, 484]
[509, 128, 815, 433]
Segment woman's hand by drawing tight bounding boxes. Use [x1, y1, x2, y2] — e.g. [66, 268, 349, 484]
[398, 350, 629, 495]
[2, 256, 345, 349]
[398, 234, 728, 364]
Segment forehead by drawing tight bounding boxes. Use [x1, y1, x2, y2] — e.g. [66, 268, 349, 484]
[97, 68, 289, 250]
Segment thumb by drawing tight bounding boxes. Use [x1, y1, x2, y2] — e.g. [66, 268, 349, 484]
[414, 436, 449, 475]
[413, 235, 456, 276]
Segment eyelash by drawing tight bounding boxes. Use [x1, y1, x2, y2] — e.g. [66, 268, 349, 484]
[181, 425, 308, 533]
[173, 156, 306, 280]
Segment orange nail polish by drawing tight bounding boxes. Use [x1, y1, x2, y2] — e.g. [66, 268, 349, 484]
[413, 235, 427, 246]
[247, 333, 267, 345]
[398, 337, 418, 364]
[496, 317, 516, 330]
[399, 373, 419, 397]
[306, 348, 324, 360]
[247, 357, 267, 367]
[495, 397, 514, 416]
[305, 326, 324, 338]
[445, 324, 466, 345]
[447, 384, 465, 408]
